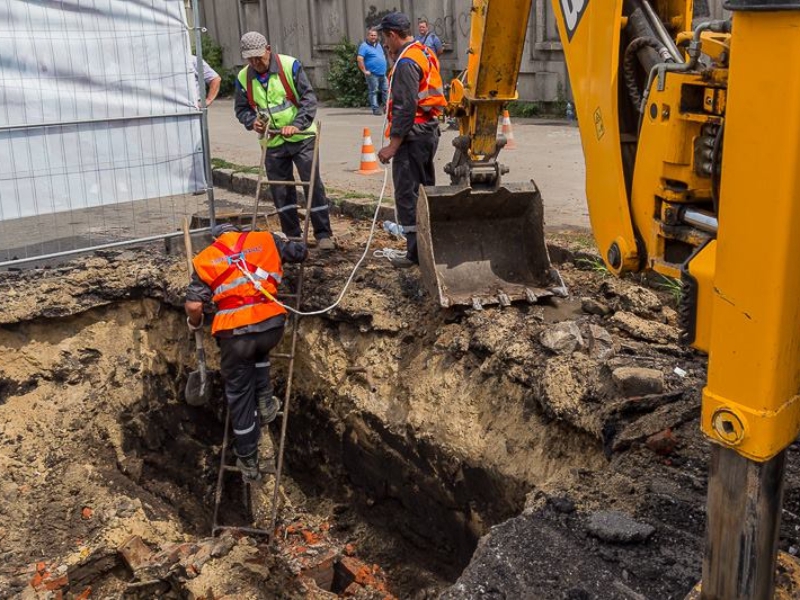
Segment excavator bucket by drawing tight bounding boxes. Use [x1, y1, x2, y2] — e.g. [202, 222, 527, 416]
[417, 182, 564, 309]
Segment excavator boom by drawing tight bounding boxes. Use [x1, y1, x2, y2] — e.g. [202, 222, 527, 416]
[417, 0, 563, 309]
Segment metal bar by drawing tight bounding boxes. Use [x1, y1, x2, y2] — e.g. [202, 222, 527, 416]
[270, 353, 292, 360]
[701, 446, 786, 599]
[268, 122, 322, 541]
[638, 0, 685, 63]
[192, 0, 216, 230]
[0, 227, 211, 269]
[0, 111, 201, 132]
[212, 408, 231, 536]
[682, 208, 718, 233]
[251, 145, 268, 230]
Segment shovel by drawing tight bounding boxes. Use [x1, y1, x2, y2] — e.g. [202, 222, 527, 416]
[183, 218, 213, 406]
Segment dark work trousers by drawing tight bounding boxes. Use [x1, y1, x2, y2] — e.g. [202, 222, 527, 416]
[392, 127, 440, 263]
[218, 327, 284, 458]
[266, 136, 333, 240]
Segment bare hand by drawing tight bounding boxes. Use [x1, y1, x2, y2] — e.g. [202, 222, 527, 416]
[253, 120, 266, 134]
[364, 70, 371, 77]
[281, 125, 300, 137]
[378, 146, 396, 164]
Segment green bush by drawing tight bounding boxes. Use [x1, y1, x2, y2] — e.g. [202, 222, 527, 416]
[506, 101, 541, 118]
[328, 38, 367, 108]
[193, 33, 236, 97]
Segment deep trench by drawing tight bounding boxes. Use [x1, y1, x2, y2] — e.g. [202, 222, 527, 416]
[108, 302, 552, 596]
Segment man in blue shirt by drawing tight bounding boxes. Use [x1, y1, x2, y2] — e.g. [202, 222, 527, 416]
[416, 19, 443, 56]
[357, 28, 388, 115]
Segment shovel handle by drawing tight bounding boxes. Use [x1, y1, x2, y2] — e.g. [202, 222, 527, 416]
[183, 217, 195, 277]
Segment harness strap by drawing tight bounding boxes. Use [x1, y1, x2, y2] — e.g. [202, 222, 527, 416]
[209, 232, 251, 291]
[275, 55, 299, 108]
[246, 57, 299, 112]
[216, 295, 270, 310]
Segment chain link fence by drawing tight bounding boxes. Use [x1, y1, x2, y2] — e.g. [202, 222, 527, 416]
[0, 0, 215, 268]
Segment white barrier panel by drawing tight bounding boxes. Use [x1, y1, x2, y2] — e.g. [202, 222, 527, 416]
[0, 0, 203, 222]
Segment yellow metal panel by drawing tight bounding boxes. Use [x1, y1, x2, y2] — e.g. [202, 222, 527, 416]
[701, 12, 800, 461]
[551, 0, 639, 274]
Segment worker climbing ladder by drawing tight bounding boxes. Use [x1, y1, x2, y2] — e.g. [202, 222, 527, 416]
[211, 125, 324, 541]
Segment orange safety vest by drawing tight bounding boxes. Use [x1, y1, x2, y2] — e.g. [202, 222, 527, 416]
[385, 41, 447, 137]
[192, 231, 286, 335]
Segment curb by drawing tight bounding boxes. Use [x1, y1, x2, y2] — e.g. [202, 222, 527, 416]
[210, 166, 396, 223]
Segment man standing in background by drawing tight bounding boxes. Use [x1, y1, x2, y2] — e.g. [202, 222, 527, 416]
[416, 19, 443, 57]
[234, 32, 336, 251]
[192, 56, 222, 107]
[357, 28, 388, 116]
[376, 13, 446, 268]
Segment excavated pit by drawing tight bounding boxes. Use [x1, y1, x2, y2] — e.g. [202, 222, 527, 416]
[2, 221, 800, 599]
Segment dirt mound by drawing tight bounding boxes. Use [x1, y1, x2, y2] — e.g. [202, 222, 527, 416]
[2, 218, 799, 599]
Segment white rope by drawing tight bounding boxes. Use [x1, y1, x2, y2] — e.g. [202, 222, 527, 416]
[373, 247, 407, 261]
[239, 55, 416, 317]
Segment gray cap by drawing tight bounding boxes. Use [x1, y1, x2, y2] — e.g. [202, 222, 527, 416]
[374, 12, 412, 33]
[240, 31, 268, 59]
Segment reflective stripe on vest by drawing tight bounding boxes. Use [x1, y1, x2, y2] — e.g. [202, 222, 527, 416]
[386, 41, 447, 137]
[237, 55, 318, 148]
[192, 231, 286, 335]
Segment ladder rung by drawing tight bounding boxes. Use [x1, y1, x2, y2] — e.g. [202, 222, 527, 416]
[272, 353, 293, 360]
[223, 465, 240, 473]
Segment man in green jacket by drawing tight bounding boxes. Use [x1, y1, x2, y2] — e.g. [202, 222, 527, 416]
[234, 32, 335, 251]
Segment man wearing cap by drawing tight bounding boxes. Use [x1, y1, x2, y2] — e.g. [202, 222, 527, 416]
[235, 32, 335, 251]
[185, 224, 307, 480]
[376, 13, 447, 268]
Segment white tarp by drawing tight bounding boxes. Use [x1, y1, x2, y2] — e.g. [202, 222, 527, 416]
[0, 0, 204, 222]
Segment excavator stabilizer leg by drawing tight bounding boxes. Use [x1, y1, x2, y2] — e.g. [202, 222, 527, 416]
[417, 182, 563, 309]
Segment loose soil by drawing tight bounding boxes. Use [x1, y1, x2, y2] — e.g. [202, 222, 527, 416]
[1, 216, 799, 599]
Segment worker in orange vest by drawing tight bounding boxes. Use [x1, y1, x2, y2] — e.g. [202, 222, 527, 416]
[185, 223, 307, 480]
[377, 12, 447, 268]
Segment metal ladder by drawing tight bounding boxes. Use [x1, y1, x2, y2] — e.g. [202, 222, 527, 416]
[211, 124, 323, 540]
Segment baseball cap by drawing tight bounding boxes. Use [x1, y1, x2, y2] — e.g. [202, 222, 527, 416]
[212, 223, 240, 238]
[240, 31, 268, 59]
[374, 12, 412, 33]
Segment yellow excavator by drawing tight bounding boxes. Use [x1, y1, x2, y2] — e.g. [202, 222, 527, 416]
[418, 1, 800, 598]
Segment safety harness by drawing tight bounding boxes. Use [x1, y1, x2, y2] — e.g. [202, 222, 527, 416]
[210, 232, 279, 310]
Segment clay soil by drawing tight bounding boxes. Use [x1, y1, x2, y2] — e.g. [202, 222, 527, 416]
[2, 216, 800, 599]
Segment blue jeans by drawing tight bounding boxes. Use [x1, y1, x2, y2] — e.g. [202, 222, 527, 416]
[366, 73, 388, 111]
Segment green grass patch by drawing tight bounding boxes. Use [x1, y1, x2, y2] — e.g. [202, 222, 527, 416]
[211, 158, 261, 175]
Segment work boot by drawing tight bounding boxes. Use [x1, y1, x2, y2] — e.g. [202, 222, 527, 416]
[317, 237, 336, 252]
[389, 256, 416, 269]
[236, 453, 262, 482]
[258, 394, 280, 425]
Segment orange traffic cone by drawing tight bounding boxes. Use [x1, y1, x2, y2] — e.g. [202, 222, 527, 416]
[356, 128, 382, 175]
[499, 110, 517, 150]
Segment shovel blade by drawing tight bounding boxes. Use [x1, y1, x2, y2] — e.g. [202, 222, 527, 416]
[185, 370, 212, 406]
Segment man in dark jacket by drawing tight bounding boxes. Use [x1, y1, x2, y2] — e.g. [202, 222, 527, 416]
[377, 13, 447, 268]
[234, 31, 335, 251]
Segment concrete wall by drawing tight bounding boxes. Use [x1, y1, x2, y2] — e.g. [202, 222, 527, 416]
[197, 0, 727, 102]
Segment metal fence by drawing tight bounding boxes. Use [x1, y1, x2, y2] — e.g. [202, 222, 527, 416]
[0, 0, 215, 268]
